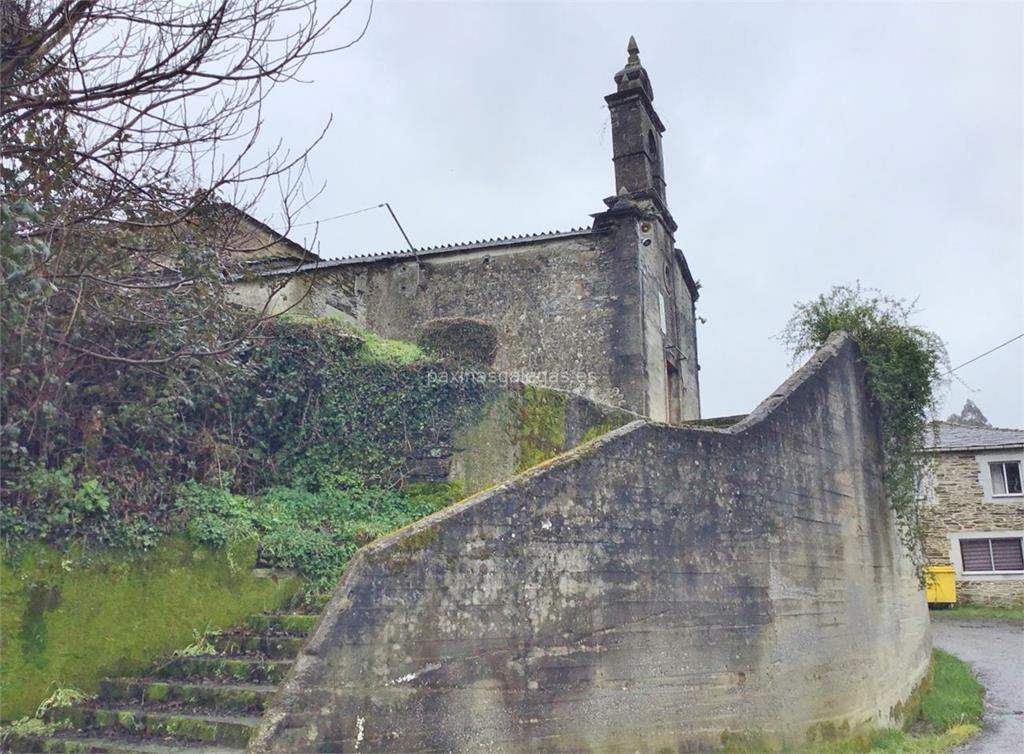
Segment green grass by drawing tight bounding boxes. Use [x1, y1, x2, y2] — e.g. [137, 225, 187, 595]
[867, 649, 983, 753]
[919, 649, 984, 730]
[811, 649, 983, 754]
[279, 313, 427, 365]
[866, 725, 978, 754]
[930, 604, 1024, 623]
[357, 329, 426, 364]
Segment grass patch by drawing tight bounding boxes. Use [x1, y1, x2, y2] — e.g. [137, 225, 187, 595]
[930, 604, 1024, 623]
[810, 650, 983, 754]
[868, 650, 983, 753]
[281, 312, 427, 365]
[357, 330, 426, 365]
[919, 649, 984, 731]
[866, 724, 978, 753]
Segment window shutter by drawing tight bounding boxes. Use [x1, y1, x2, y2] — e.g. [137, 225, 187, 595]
[991, 538, 1024, 571]
[960, 539, 993, 572]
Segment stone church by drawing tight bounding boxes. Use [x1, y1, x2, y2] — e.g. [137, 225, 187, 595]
[232, 38, 701, 423]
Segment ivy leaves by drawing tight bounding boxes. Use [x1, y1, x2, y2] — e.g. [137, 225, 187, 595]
[783, 284, 949, 575]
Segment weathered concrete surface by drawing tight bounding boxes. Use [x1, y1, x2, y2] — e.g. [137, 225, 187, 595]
[250, 334, 931, 753]
[932, 616, 1024, 754]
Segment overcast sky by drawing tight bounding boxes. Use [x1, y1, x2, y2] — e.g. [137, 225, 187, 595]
[253, 0, 1023, 428]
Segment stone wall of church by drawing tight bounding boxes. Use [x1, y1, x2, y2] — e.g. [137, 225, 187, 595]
[635, 216, 699, 422]
[250, 334, 931, 754]
[233, 224, 700, 421]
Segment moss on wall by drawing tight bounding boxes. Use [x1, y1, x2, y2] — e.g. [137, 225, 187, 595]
[0, 536, 300, 721]
[449, 390, 518, 495]
[515, 385, 568, 472]
[449, 384, 633, 494]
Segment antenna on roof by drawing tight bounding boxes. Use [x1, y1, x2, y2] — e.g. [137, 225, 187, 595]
[383, 202, 421, 268]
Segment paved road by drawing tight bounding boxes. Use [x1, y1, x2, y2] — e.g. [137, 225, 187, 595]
[931, 616, 1024, 754]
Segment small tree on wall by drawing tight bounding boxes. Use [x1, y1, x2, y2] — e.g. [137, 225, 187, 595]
[782, 284, 949, 575]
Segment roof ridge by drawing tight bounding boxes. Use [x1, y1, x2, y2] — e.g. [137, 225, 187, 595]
[333, 226, 598, 262]
[935, 419, 1024, 433]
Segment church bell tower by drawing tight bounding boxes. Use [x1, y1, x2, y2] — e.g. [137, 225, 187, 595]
[604, 36, 672, 225]
[594, 37, 700, 423]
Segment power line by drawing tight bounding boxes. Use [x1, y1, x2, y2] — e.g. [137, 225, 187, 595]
[942, 332, 1024, 376]
[292, 203, 386, 227]
[291, 201, 419, 262]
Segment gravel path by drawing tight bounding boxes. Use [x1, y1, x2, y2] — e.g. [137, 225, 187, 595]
[931, 616, 1024, 754]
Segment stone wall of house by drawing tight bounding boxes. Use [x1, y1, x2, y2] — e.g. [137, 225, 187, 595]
[923, 451, 1024, 606]
[250, 334, 931, 754]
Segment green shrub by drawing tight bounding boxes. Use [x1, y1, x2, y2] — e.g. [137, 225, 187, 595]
[176, 481, 255, 548]
[783, 284, 948, 572]
[174, 481, 462, 592]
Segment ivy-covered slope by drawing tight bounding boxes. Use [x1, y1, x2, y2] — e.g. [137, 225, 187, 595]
[1, 316, 632, 721]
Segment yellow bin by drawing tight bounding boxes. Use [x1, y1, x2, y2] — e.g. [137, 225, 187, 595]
[925, 565, 957, 606]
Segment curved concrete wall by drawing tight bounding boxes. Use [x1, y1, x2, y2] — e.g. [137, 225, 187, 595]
[251, 334, 931, 753]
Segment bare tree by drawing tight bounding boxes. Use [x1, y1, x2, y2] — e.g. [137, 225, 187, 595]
[2, 0, 369, 225]
[1, 0, 370, 498]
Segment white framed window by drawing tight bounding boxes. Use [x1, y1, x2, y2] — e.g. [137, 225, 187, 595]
[990, 460, 1023, 497]
[975, 451, 1024, 501]
[950, 531, 1024, 579]
[657, 292, 667, 334]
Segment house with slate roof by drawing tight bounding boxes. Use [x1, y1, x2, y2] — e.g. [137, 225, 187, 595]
[921, 421, 1024, 606]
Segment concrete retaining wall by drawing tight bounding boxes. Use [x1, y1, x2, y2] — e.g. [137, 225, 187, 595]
[251, 333, 931, 753]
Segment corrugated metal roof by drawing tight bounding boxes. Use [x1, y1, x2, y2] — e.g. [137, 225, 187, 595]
[925, 421, 1024, 452]
[244, 227, 604, 278]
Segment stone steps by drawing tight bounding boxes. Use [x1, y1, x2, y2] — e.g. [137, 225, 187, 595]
[42, 708, 259, 748]
[208, 633, 305, 660]
[153, 656, 293, 685]
[3, 611, 314, 753]
[4, 731, 243, 753]
[243, 613, 318, 636]
[96, 680, 276, 715]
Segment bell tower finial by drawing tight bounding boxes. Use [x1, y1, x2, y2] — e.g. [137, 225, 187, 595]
[626, 35, 640, 66]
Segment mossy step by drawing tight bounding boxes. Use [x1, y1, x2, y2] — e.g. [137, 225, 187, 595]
[4, 731, 242, 753]
[43, 707, 259, 748]
[98, 679, 276, 714]
[154, 656, 292, 685]
[209, 633, 304, 659]
[244, 613, 318, 636]
[287, 594, 329, 614]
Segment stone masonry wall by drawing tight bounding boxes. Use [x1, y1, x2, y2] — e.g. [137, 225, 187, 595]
[636, 217, 699, 422]
[923, 451, 1024, 606]
[250, 334, 930, 753]
[229, 226, 699, 422]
